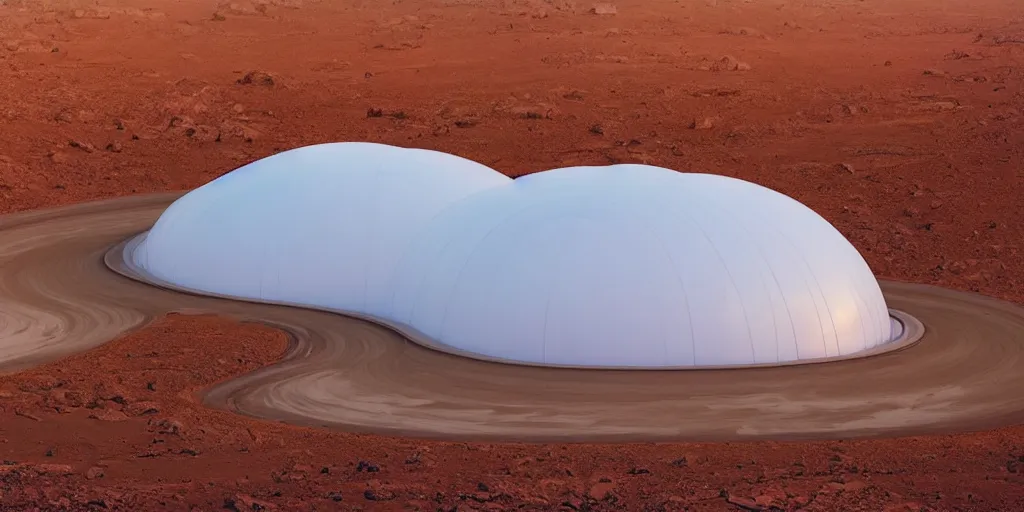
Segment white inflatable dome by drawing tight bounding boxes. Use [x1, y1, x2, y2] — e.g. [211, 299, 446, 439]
[389, 165, 892, 367]
[134, 143, 894, 368]
[136, 142, 511, 316]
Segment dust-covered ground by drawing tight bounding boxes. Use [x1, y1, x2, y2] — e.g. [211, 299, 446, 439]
[1, 0, 1024, 510]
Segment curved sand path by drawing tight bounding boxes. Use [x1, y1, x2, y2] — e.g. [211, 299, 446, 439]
[2, 194, 1024, 442]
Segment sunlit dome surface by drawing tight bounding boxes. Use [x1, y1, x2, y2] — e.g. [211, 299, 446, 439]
[134, 143, 894, 368]
[137, 142, 511, 316]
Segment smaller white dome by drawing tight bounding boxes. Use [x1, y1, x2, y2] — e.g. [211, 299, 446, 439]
[138, 142, 510, 315]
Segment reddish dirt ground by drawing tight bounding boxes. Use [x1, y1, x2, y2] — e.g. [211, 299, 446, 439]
[0, 314, 1023, 512]
[1, 0, 1024, 510]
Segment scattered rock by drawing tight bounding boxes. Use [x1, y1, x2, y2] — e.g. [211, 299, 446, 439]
[562, 497, 584, 509]
[590, 3, 617, 15]
[224, 493, 276, 511]
[356, 460, 380, 473]
[753, 488, 787, 508]
[126, 401, 160, 416]
[690, 117, 717, 130]
[94, 382, 130, 403]
[510, 105, 556, 119]
[236, 70, 275, 86]
[186, 124, 221, 142]
[363, 489, 396, 501]
[373, 41, 421, 51]
[53, 108, 74, 123]
[701, 55, 751, 71]
[218, 121, 258, 142]
[86, 466, 105, 480]
[105, 141, 123, 153]
[627, 467, 650, 475]
[155, 418, 184, 436]
[46, 389, 84, 409]
[830, 103, 863, 117]
[563, 90, 585, 101]
[68, 140, 95, 153]
[71, 8, 112, 20]
[945, 49, 970, 60]
[725, 495, 764, 511]
[472, 491, 497, 503]
[168, 114, 193, 129]
[692, 88, 741, 97]
[721, 27, 768, 39]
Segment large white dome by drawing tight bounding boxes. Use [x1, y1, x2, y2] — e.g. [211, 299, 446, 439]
[136, 142, 511, 316]
[388, 165, 892, 367]
[133, 143, 894, 368]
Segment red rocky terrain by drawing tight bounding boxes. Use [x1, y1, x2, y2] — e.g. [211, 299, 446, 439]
[2, 0, 1024, 510]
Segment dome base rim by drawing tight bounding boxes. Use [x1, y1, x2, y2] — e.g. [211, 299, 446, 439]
[107, 231, 925, 372]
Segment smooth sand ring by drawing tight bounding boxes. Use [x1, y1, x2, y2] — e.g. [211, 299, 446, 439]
[108, 233, 925, 371]
[3, 194, 1024, 442]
